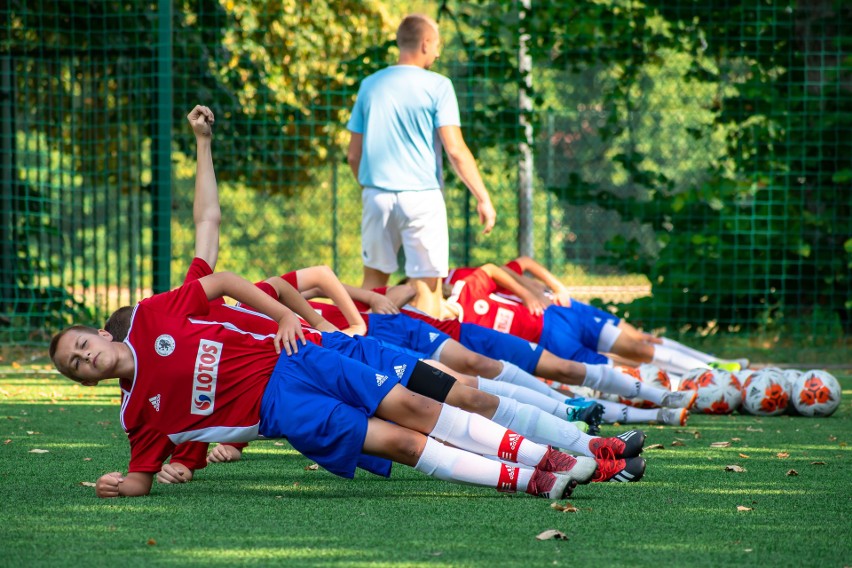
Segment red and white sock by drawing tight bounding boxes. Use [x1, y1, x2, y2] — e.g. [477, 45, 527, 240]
[414, 437, 535, 492]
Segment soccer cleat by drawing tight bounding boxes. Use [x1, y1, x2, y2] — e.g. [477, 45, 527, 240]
[656, 407, 689, 426]
[565, 397, 605, 435]
[709, 361, 742, 372]
[572, 420, 590, 434]
[591, 457, 646, 483]
[659, 390, 698, 410]
[526, 469, 578, 499]
[535, 447, 597, 485]
[588, 429, 646, 460]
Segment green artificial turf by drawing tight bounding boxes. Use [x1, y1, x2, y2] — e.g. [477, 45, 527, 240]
[1, 368, 849, 567]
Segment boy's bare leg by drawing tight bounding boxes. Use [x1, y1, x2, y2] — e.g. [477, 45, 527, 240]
[408, 276, 443, 318]
[362, 266, 390, 290]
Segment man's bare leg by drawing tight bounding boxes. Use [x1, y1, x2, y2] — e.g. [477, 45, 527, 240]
[408, 276, 443, 318]
[362, 266, 390, 290]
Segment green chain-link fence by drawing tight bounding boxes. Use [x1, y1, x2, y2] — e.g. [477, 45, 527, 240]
[2, 0, 850, 347]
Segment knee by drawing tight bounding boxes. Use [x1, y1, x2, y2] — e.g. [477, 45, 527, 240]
[447, 386, 498, 417]
[461, 351, 499, 377]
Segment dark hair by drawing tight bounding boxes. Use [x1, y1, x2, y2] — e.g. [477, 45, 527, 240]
[104, 306, 133, 342]
[49, 325, 99, 380]
[396, 14, 438, 51]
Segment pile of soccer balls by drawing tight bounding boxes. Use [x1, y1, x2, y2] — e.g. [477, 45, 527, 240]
[676, 367, 842, 417]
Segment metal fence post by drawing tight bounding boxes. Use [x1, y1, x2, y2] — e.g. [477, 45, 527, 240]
[517, 0, 534, 258]
[152, 0, 173, 292]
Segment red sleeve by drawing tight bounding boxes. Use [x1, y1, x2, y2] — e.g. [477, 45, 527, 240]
[445, 267, 476, 285]
[140, 280, 211, 318]
[127, 425, 176, 473]
[235, 281, 279, 312]
[170, 442, 210, 471]
[281, 271, 298, 289]
[463, 268, 498, 296]
[503, 260, 522, 275]
[183, 258, 226, 306]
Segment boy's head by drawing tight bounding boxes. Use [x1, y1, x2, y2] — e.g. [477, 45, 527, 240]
[104, 306, 133, 342]
[49, 325, 119, 385]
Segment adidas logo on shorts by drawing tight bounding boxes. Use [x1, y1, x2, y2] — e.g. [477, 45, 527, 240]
[429, 332, 440, 343]
[394, 364, 407, 379]
[376, 374, 388, 387]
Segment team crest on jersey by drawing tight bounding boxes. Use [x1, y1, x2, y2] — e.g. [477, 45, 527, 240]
[155, 334, 175, 356]
[473, 299, 490, 316]
[393, 364, 407, 379]
[376, 373, 388, 387]
[191, 339, 222, 416]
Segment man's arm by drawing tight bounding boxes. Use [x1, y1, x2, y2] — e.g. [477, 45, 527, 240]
[347, 132, 363, 182]
[294, 266, 369, 332]
[477, 263, 548, 316]
[95, 471, 155, 498]
[511, 256, 571, 306]
[263, 276, 341, 334]
[438, 125, 496, 235]
[187, 105, 220, 268]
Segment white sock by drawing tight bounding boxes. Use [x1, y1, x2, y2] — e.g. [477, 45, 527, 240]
[491, 396, 595, 457]
[429, 404, 547, 467]
[495, 361, 564, 401]
[651, 345, 710, 375]
[477, 377, 571, 419]
[414, 437, 535, 490]
[599, 400, 658, 424]
[660, 337, 738, 365]
[585, 364, 670, 405]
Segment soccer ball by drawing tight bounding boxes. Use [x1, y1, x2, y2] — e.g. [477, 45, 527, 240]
[778, 369, 802, 415]
[791, 370, 842, 417]
[606, 364, 671, 408]
[678, 368, 742, 414]
[741, 368, 789, 416]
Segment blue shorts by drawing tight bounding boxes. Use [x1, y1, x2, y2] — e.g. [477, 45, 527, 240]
[567, 299, 620, 328]
[539, 307, 609, 365]
[259, 341, 403, 479]
[367, 313, 451, 357]
[321, 332, 419, 389]
[458, 323, 544, 375]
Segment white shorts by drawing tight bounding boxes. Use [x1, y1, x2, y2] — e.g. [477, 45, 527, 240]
[361, 187, 449, 278]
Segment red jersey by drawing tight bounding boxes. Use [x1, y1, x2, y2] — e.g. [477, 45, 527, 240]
[121, 280, 286, 473]
[445, 267, 544, 342]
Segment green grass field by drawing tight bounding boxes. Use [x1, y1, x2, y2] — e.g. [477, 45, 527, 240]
[1, 363, 849, 567]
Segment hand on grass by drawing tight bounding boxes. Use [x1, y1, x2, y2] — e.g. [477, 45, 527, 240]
[95, 472, 124, 498]
[157, 463, 193, 484]
[207, 444, 243, 463]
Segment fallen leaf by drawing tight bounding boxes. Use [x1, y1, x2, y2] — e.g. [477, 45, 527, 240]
[736, 506, 753, 512]
[744, 549, 753, 552]
[725, 465, 747, 473]
[304, 463, 319, 471]
[671, 440, 686, 447]
[3, 439, 11, 445]
[550, 502, 578, 513]
[738, 453, 750, 459]
[83, 457, 92, 461]
[536, 529, 568, 541]
[746, 426, 763, 432]
[273, 441, 285, 446]
[776, 452, 790, 459]
[645, 444, 665, 450]
[810, 461, 826, 466]
[839, 442, 847, 448]
[829, 435, 837, 441]
[710, 441, 731, 448]
[79, 481, 96, 487]
[147, 539, 156, 546]
[731, 437, 742, 442]
[29, 449, 48, 453]
[786, 469, 799, 476]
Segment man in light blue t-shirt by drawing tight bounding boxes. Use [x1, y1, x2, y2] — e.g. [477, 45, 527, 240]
[347, 13, 496, 319]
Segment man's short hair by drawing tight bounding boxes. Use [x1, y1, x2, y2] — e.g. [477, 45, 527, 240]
[104, 306, 133, 342]
[396, 14, 439, 51]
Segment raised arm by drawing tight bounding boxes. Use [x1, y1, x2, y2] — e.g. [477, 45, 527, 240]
[187, 105, 221, 268]
[438, 125, 496, 235]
